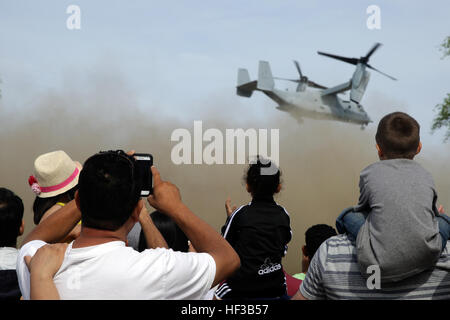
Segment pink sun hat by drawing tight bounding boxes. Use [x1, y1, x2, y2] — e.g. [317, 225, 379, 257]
[29, 150, 82, 198]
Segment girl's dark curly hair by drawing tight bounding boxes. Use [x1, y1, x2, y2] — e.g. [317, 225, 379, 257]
[244, 156, 281, 198]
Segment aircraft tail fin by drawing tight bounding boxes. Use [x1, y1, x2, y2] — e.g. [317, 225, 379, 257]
[236, 68, 257, 97]
[238, 68, 251, 86]
[257, 61, 275, 91]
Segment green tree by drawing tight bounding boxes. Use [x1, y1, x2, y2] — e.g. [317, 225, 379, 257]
[432, 36, 450, 141]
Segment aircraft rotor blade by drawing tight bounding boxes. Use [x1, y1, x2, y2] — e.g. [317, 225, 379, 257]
[317, 51, 359, 65]
[274, 77, 327, 89]
[307, 81, 328, 90]
[364, 43, 382, 60]
[273, 77, 301, 83]
[293, 60, 303, 78]
[366, 64, 397, 81]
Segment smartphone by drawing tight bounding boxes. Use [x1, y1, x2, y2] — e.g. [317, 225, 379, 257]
[134, 153, 153, 196]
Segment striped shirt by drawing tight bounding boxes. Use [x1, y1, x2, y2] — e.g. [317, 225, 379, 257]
[300, 234, 450, 300]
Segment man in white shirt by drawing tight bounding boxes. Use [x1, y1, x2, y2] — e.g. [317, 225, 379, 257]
[0, 187, 25, 300]
[17, 150, 240, 300]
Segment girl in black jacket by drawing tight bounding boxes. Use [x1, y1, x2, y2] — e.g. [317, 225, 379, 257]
[215, 158, 292, 300]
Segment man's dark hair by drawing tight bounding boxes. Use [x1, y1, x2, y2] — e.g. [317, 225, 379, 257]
[304, 224, 337, 259]
[0, 188, 24, 247]
[78, 150, 142, 231]
[244, 156, 281, 199]
[375, 112, 420, 159]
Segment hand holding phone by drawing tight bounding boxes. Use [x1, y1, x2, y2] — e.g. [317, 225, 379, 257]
[134, 153, 153, 197]
[147, 166, 184, 215]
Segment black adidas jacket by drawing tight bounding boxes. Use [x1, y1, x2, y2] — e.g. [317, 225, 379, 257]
[216, 196, 292, 299]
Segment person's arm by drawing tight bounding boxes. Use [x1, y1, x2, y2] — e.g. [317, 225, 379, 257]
[39, 204, 81, 243]
[225, 197, 236, 217]
[21, 200, 81, 247]
[353, 174, 370, 213]
[147, 167, 240, 287]
[139, 205, 168, 249]
[25, 243, 67, 300]
[291, 290, 308, 300]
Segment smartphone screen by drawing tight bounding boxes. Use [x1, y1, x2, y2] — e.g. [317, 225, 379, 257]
[134, 153, 153, 197]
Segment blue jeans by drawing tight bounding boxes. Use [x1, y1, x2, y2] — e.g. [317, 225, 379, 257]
[335, 207, 366, 243]
[336, 207, 450, 250]
[438, 214, 450, 250]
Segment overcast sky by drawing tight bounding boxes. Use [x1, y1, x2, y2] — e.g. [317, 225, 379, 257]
[1, 0, 449, 144]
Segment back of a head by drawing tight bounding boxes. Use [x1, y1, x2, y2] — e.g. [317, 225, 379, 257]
[375, 112, 420, 160]
[32, 186, 78, 225]
[78, 151, 141, 231]
[0, 188, 24, 247]
[244, 156, 281, 199]
[304, 224, 337, 259]
[138, 210, 189, 252]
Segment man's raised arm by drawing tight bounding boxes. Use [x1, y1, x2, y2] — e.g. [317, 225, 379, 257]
[147, 167, 240, 287]
[21, 199, 81, 247]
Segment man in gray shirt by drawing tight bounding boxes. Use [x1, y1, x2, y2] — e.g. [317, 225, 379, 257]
[335, 112, 450, 283]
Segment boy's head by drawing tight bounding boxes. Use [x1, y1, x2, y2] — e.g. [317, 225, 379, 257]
[77, 150, 143, 231]
[303, 224, 337, 259]
[375, 112, 421, 160]
[244, 156, 281, 199]
[0, 188, 25, 247]
[301, 224, 336, 273]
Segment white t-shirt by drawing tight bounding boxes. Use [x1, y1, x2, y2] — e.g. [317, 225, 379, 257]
[0, 247, 19, 270]
[16, 240, 216, 300]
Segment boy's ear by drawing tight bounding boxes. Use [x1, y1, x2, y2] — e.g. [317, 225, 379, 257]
[19, 220, 25, 236]
[376, 144, 383, 158]
[302, 245, 307, 257]
[416, 141, 422, 155]
[275, 184, 282, 194]
[245, 183, 251, 194]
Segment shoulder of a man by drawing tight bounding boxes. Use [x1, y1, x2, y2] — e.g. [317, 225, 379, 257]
[143, 249, 216, 299]
[300, 234, 354, 300]
[16, 240, 48, 300]
[54, 246, 216, 300]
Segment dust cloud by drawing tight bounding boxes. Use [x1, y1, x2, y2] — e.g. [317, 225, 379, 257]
[0, 69, 448, 275]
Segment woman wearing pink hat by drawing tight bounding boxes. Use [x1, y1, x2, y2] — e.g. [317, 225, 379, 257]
[29, 150, 82, 242]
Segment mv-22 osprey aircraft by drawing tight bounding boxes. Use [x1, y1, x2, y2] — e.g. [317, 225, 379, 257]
[236, 43, 396, 128]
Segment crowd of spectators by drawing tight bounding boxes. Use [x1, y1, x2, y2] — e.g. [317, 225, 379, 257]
[0, 111, 449, 300]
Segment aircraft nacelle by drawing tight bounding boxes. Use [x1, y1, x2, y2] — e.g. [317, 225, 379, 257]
[350, 64, 370, 104]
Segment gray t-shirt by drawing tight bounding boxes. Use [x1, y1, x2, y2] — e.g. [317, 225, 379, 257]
[354, 159, 442, 282]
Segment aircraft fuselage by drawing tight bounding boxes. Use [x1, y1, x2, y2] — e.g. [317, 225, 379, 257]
[268, 88, 371, 126]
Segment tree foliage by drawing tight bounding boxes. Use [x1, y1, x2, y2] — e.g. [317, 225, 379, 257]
[432, 93, 450, 141]
[439, 36, 450, 58]
[432, 36, 450, 141]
